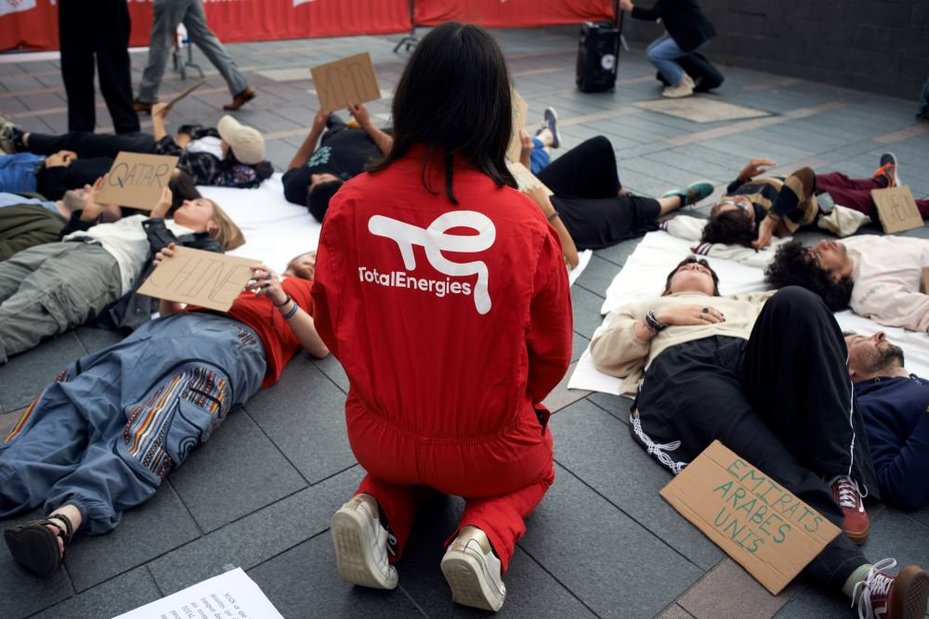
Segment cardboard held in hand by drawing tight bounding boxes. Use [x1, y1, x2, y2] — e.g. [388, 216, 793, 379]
[138, 246, 260, 312]
[660, 440, 840, 595]
[310, 52, 381, 112]
[96, 152, 179, 211]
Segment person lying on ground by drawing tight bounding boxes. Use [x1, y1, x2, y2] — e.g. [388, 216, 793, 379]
[765, 235, 929, 329]
[0, 182, 243, 364]
[845, 331, 929, 511]
[589, 256, 929, 619]
[0, 107, 273, 189]
[1, 249, 327, 577]
[0, 189, 85, 261]
[701, 154, 925, 249]
[0, 150, 112, 201]
[518, 107, 561, 174]
[519, 135, 713, 268]
[282, 103, 393, 221]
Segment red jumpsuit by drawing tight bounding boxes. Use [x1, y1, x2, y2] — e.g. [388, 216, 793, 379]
[312, 148, 573, 570]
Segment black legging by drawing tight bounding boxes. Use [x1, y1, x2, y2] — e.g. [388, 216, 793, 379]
[536, 135, 622, 199]
[36, 158, 115, 200]
[634, 287, 875, 590]
[27, 131, 156, 159]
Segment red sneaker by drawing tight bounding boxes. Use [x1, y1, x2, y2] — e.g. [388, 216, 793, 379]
[854, 558, 929, 619]
[831, 475, 869, 544]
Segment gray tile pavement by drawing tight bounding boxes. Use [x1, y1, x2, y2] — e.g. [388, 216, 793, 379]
[1, 24, 928, 619]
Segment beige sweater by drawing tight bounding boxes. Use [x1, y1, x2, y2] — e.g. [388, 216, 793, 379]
[590, 291, 774, 394]
[844, 235, 929, 332]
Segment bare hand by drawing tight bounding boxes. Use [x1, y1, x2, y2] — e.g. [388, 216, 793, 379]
[519, 129, 533, 166]
[619, 0, 634, 11]
[347, 103, 370, 129]
[752, 215, 777, 250]
[522, 185, 556, 215]
[151, 186, 173, 218]
[245, 264, 287, 305]
[153, 242, 176, 268]
[151, 102, 170, 120]
[738, 158, 776, 182]
[45, 150, 78, 168]
[312, 108, 330, 134]
[656, 304, 726, 326]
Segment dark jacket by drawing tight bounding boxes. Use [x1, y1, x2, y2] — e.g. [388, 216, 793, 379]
[631, 0, 716, 52]
[0, 203, 66, 261]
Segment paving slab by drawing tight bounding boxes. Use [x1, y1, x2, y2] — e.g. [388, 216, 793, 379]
[32, 567, 162, 619]
[0, 332, 85, 412]
[167, 409, 307, 532]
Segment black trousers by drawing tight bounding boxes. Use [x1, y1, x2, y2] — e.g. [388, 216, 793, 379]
[634, 287, 876, 590]
[27, 131, 155, 159]
[36, 158, 114, 200]
[58, 0, 139, 134]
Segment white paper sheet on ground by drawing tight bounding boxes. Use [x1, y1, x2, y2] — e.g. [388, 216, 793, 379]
[199, 174, 321, 274]
[569, 250, 592, 287]
[570, 230, 929, 396]
[113, 567, 283, 619]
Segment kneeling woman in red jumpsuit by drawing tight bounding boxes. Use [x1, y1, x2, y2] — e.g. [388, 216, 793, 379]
[312, 22, 573, 612]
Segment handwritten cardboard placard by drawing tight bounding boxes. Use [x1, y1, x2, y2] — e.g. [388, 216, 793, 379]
[506, 161, 553, 197]
[505, 89, 529, 163]
[96, 152, 179, 211]
[311, 52, 381, 112]
[872, 186, 923, 234]
[660, 440, 840, 595]
[138, 246, 259, 312]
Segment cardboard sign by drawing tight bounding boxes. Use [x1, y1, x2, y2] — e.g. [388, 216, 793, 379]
[138, 246, 260, 312]
[96, 152, 179, 210]
[660, 440, 840, 595]
[505, 89, 529, 163]
[507, 161, 553, 196]
[311, 52, 381, 112]
[872, 186, 923, 234]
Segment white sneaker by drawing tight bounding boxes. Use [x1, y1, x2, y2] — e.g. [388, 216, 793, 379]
[662, 79, 694, 98]
[330, 494, 399, 590]
[441, 526, 506, 612]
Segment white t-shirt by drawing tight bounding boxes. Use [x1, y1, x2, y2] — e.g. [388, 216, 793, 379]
[63, 215, 195, 295]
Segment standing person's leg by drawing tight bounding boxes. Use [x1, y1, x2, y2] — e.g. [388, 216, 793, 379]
[137, 0, 188, 105]
[95, 0, 140, 134]
[24, 131, 155, 158]
[58, 0, 97, 132]
[536, 136, 621, 198]
[182, 0, 249, 97]
[0, 244, 122, 364]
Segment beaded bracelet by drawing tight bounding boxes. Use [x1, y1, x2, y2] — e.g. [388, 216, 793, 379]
[281, 301, 299, 320]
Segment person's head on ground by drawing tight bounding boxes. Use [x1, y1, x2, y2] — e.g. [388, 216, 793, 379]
[172, 197, 245, 251]
[306, 173, 344, 222]
[286, 251, 317, 281]
[845, 331, 907, 382]
[701, 197, 756, 246]
[217, 115, 266, 165]
[764, 239, 853, 311]
[662, 256, 721, 296]
[369, 21, 515, 204]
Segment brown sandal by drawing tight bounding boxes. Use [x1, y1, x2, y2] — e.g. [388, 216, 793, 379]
[4, 512, 74, 576]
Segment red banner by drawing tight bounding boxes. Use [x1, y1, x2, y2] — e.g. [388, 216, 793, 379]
[413, 0, 615, 28]
[0, 0, 411, 52]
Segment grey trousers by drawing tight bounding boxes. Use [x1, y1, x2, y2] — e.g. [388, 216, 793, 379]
[137, 0, 248, 102]
[0, 242, 122, 363]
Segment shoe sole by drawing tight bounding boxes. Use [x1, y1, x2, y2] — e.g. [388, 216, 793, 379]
[844, 522, 869, 545]
[544, 107, 560, 149]
[892, 566, 929, 619]
[441, 550, 505, 612]
[4, 527, 61, 577]
[330, 509, 398, 590]
[885, 151, 901, 186]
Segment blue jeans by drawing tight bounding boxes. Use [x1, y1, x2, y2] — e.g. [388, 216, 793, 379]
[530, 137, 550, 175]
[0, 312, 266, 534]
[646, 35, 705, 85]
[0, 153, 43, 194]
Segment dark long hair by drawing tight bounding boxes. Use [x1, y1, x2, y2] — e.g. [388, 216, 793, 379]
[368, 22, 516, 204]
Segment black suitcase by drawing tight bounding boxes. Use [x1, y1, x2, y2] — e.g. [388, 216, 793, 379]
[576, 20, 621, 93]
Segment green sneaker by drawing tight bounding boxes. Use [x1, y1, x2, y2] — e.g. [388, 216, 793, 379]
[662, 180, 714, 207]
